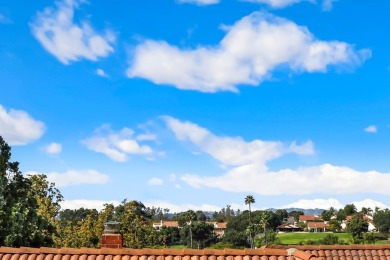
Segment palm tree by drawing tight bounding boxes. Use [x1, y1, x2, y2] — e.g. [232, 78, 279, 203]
[245, 195, 255, 220]
[244, 195, 255, 248]
[185, 210, 196, 248]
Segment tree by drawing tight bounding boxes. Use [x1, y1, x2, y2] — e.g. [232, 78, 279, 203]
[373, 209, 390, 236]
[343, 204, 357, 216]
[184, 210, 196, 248]
[274, 209, 288, 223]
[180, 222, 217, 249]
[118, 200, 156, 248]
[0, 136, 59, 247]
[158, 226, 180, 247]
[244, 195, 255, 248]
[347, 213, 368, 241]
[244, 195, 255, 221]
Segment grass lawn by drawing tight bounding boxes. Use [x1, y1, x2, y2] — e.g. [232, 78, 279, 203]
[277, 232, 352, 245]
[169, 245, 187, 249]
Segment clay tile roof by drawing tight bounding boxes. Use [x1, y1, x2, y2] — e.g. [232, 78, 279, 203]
[0, 247, 319, 260]
[299, 216, 316, 222]
[2, 245, 390, 260]
[307, 222, 326, 228]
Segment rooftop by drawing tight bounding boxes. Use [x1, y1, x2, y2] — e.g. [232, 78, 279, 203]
[1, 245, 390, 260]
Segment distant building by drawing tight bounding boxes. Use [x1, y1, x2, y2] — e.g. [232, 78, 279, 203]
[307, 221, 326, 232]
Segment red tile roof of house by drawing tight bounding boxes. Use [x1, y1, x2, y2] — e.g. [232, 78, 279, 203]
[1, 245, 390, 260]
[299, 215, 316, 222]
[307, 222, 326, 228]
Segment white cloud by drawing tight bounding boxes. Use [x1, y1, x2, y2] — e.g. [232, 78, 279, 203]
[169, 174, 177, 182]
[148, 177, 164, 186]
[177, 0, 220, 5]
[31, 0, 115, 64]
[364, 125, 377, 133]
[182, 163, 390, 195]
[163, 116, 313, 171]
[322, 0, 337, 11]
[281, 198, 344, 209]
[0, 104, 45, 145]
[43, 142, 62, 154]
[244, 0, 308, 8]
[128, 12, 370, 93]
[144, 200, 222, 213]
[26, 169, 109, 187]
[163, 117, 390, 196]
[82, 125, 153, 162]
[280, 198, 389, 211]
[136, 134, 157, 141]
[96, 68, 108, 77]
[60, 199, 120, 211]
[352, 199, 389, 212]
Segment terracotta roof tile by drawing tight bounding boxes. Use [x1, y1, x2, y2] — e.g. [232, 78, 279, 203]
[2, 245, 390, 260]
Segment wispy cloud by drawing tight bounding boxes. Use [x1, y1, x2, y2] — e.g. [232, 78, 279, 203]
[243, 0, 308, 8]
[82, 124, 154, 162]
[322, 0, 337, 11]
[148, 177, 164, 186]
[0, 14, 12, 24]
[364, 125, 377, 133]
[163, 116, 313, 171]
[43, 142, 62, 154]
[27, 169, 109, 187]
[176, 0, 220, 6]
[31, 0, 115, 64]
[96, 68, 109, 77]
[128, 12, 369, 93]
[0, 104, 45, 145]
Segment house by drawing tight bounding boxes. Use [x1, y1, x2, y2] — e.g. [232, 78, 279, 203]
[307, 221, 326, 232]
[152, 220, 179, 230]
[298, 215, 317, 223]
[276, 223, 302, 232]
[207, 222, 227, 237]
[2, 244, 390, 260]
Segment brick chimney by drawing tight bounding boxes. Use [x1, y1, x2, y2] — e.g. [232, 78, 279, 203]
[101, 221, 123, 249]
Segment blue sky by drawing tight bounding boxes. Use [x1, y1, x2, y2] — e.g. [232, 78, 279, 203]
[1, 0, 390, 212]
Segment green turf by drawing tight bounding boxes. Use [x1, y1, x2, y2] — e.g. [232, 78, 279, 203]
[277, 232, 352, 245]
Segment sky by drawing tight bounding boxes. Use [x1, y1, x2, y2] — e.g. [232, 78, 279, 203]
[1, 0, 390, 213]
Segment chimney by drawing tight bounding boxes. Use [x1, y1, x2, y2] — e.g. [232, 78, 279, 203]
[101, 221, 123, 249]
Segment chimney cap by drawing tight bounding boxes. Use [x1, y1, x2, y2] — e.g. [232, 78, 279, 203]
[104, 221, 121, 234]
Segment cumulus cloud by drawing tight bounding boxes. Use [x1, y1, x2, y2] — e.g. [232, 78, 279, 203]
[177, 0, 220, 5]
[280, 198, 389, 211]
[163, 116, 313, 171]
[148, 177, 164, 186]
[61, 199, 120, 211]
[82, 125, 153, 162]
[43, 142, 62, 154]
[128, 12, 370, 93]
[26, 169, 109, 187]
[163, 117, 390, 196]
[352, 199, 389, 212]
[0, 104, 45, 145]
[364, 125, 377, 133]
[182, 163, 390, 195]
[31, 0, 115, 64]
[281, 198, 344, 209]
